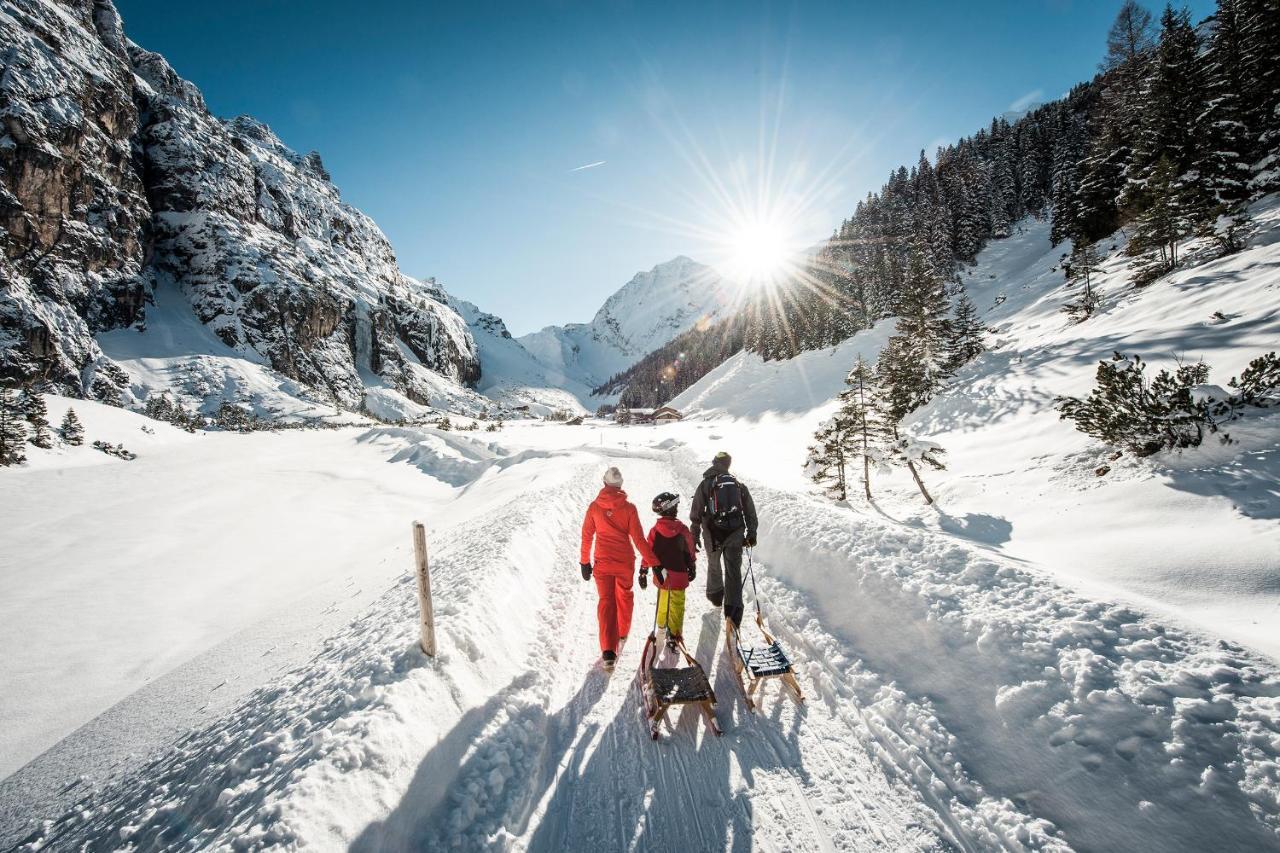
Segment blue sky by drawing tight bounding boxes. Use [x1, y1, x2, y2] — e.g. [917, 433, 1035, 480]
[114, 0, 1214, 335]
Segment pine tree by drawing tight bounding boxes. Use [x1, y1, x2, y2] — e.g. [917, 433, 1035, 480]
[1197, 0, 1253, 211]
[19, 388, 51, 447]
[989, 144, 1018, 238]
[1049, 114, 1088, 245]
[806, 356, 895, 502]
[60, 408, 85, 446]
[1239, 0, 1280, 190]
[1064, 237, 1104, 321]
[805, 417, 852, 501]
[1097, 0, 1157, 182]
[1057, 352, 1214, 455]
[945, 291, 987, 371]
[1123, 6, 1205, 223]
[21, 388, 52, 449]
[885, 246, 953, 408]
[1102, 0, 1157, 74]
[1185, 0, 1262, 251]
[875, 335, 919, 426]
[1074, 122, 1129, 241]
[0, 389, 28, 466]
[1128, 154, 1190, 283]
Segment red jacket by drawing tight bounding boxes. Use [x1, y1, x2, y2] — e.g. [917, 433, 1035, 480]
[647, 517, 696, 589]
[581, 486, 659, 571]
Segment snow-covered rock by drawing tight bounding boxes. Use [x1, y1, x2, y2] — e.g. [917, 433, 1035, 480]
[0, 0, 479, 412]
[517, 255, 731, 390]
[0, 0, 150, 397]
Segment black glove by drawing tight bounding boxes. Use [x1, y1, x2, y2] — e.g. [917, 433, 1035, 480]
[688, 564, 697, 582]
[745, 533, 757, 548]
[580, 563, 592, 581]
[653, 566, 666, 586]
[638, 568, 648, 590]
[693, 532, 702, 553]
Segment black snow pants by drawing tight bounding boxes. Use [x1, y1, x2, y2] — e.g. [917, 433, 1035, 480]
[703, 526, 746, 627]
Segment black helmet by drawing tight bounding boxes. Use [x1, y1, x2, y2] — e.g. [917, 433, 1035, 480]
[652, 491, 679, 516]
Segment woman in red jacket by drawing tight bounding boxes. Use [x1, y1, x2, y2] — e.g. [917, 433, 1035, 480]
[580, 466, 659, 670]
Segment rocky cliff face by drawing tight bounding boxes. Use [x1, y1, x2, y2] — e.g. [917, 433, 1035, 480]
[0, 0, 478, 410]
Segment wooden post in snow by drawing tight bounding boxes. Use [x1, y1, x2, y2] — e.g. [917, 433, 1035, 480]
[412, 521, 437, 657]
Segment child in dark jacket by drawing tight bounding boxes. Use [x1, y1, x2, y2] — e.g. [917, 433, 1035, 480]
[642, 492, 697, 651]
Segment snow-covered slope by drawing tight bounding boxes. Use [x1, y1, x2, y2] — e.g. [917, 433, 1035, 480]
[447, 295, 590, 416]
[671, 196, 1280, 659]
[517, 256, 732, 390]
[0, 0, 480, 416]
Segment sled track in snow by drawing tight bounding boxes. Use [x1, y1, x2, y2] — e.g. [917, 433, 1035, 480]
[390, 453, 1040, 852]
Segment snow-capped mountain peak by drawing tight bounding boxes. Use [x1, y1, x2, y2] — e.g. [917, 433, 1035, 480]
[589, 255, 729, 357]
[514, 256, 730, 391]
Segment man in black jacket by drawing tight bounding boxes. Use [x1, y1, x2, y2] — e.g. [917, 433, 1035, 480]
[689, 451, 758, 627]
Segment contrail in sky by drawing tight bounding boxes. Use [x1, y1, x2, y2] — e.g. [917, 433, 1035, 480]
[569, 160, 606, 172]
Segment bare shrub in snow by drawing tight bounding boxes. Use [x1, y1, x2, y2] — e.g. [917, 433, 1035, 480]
[92, 440, 137, 460]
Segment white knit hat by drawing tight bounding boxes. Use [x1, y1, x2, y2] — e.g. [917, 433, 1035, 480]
[603, 466, 623, 487]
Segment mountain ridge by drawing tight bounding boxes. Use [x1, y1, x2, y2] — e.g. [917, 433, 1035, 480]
[515, 255, 732, 393]
[0, 0, 480, 416]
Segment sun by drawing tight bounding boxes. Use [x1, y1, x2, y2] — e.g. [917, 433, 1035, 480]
[728, 220, 788, 280]
[720, 214, 800, 287]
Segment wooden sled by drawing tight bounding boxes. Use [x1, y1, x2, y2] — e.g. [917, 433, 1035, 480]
[726, 551, 805, 711]
[639, 632, 722, 740]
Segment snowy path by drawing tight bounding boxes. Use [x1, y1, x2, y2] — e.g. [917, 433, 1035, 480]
[353, 456, 956, 851]
[8, 429, 1280, 851]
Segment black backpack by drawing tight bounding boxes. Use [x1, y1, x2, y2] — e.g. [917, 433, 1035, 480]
[707, 473, 745, 532]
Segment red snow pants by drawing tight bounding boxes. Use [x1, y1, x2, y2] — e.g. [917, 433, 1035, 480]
[593, 562, 634, 653]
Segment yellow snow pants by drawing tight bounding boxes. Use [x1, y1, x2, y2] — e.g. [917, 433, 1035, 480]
[656, 587, 686, 638]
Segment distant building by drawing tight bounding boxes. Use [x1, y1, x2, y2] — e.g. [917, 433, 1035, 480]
[614, 405, 656, 425]
[653, 406, 683, 423]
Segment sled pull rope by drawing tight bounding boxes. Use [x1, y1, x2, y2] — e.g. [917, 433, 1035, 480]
[747, 547, 762, 618]
[743, 548, 778, 646]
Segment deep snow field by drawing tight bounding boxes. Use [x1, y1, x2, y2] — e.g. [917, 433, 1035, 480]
[2, 202, 1280, 851]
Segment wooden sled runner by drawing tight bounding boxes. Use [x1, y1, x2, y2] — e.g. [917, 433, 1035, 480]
[726, 549, 805, 711]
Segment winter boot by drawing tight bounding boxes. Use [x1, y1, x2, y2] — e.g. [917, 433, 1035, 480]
[665, 629, 679, 653]
[602, 650, 617, 672]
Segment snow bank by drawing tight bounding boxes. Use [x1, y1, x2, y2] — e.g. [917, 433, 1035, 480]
[751, 484, 1280, 851]
[9, 428, 598, 850]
